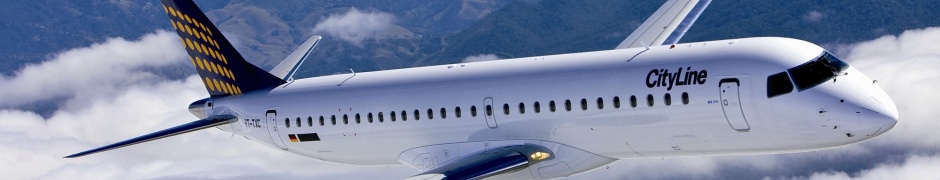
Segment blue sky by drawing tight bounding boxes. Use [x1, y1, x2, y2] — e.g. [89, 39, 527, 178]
[2, 4, 940, 180]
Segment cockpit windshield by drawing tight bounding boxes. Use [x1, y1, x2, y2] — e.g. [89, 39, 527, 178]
[788, 52, 848, 91]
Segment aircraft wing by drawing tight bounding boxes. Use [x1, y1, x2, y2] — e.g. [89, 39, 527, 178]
[64, 115, 237, 158]
[269, 35, 322, 81]
[615, 0, 712, 49]
[404, 144, 554, 180]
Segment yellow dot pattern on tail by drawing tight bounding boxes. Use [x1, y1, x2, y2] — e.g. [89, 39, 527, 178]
[161, 0, 285, 97]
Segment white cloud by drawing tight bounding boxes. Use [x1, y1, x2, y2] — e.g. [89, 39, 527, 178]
[804, 11, 825, 22]
[312, 8, 396, 46]
[806, 155, 940, 180]
[0, 30, 186, 109]
[461, 54, 499, 63]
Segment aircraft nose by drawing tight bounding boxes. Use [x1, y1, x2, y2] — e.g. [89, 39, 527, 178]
[870, 104, 898, 132]
[875, 89, 898, 126]
[858, 92, 898, 136]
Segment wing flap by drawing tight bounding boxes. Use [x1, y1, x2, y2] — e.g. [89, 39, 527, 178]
[64, 115, 237, 158]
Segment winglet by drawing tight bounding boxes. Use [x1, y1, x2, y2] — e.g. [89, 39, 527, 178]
[269, 35, 322, 81]
[615, 0, 712, 49]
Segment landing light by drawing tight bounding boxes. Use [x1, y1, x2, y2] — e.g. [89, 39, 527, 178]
[530, 151, 551, 161]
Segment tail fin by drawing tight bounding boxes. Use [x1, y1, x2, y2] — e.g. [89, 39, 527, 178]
[161, 0, 285, 97]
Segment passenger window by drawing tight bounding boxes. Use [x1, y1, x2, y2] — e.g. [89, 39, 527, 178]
[630, 95, 638, 108]
[331, 115, 337, 125]
[355, 113, 361, 124]
[390, 112, 396, 122]
[503, 103, 510, 115]
[486, 105, 493, 116]
[647, 94, 654, 107]
[414, 110, 420, 121]
[402, 110, 408, 121]
[534, 102, 541, 113]
[550, 101, 556, 112]
[596, 97, 604, 110]
[565, 100, 572, 111]
[296, 117, 301, 127]
[518, 103, 525, 114]
[319, 116, 325, 126]
[456, 106, 462, 118]
[471, 106, 478, 117]
[285, 118, 290, 128]
[307, 117, 313, 127]
[682, 92, 690, 105]
[580, 98, 588, 111]
[664, 93, 672, 106]
[613, 96, 621, 109]
[379, 112, 385, 122]
[767, 71, 794, 98]
[440, 108, 447, 119]
[343, 114, 349, 124]
[368, 113, 374, 123]
[427, 109, 433, 120]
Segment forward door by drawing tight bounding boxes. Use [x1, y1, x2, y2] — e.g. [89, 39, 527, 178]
[719, 78, 751, 132]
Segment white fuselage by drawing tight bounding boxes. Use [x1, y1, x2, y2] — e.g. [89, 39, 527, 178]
[205, 37, 897, 178]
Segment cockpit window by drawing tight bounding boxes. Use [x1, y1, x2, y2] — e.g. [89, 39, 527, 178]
[767, 71, 794, 98]
[788, 52, 848, 91]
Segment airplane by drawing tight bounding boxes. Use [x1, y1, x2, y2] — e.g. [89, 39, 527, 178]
[65, 0, 899, 179]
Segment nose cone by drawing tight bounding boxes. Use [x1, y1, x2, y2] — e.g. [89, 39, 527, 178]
[870, 91, 899, 133]
[855, 88, 898, 137]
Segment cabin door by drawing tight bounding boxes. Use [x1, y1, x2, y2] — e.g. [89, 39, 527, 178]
[719, 78, 751, 132]
[484, 97, 497, 128]
[265, 110, 289, 150]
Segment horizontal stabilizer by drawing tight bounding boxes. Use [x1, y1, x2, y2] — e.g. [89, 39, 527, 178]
[64, 115, 237, 158]
[270, 35, 322, 81]
[615, 0, 711, 49]
[406, 144, 553, 180]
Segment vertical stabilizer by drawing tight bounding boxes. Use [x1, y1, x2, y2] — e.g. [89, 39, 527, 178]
[161, 0, 285, 97]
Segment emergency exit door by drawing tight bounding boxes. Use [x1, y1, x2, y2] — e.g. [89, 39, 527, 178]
[266, 110, 288, 150]
[484, 97, 497, 128]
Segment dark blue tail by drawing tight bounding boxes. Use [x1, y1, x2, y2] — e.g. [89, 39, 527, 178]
[161, 0, 285, 97]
